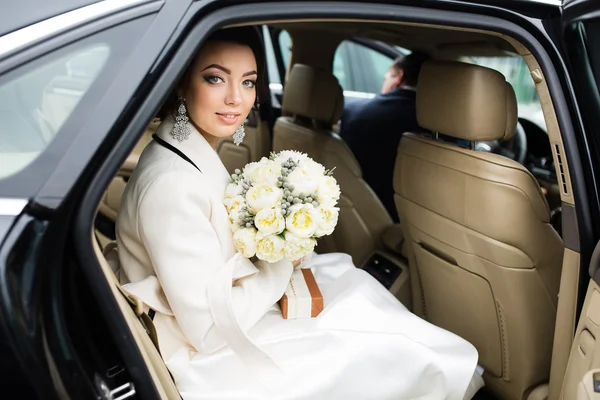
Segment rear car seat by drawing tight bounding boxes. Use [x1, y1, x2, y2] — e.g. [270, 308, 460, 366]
[93, 236, 181, 399]
[95, 120, 157, 248]
[272, 64, 399, 266]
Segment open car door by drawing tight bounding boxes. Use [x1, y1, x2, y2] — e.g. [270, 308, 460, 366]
[553, 1, 600, 399]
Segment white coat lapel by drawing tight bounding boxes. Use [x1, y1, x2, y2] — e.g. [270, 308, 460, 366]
[155, 118, 231, 198]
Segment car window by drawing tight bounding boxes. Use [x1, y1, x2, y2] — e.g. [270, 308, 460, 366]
[466, 56, 546, 130]
[266, 31, 394, 95]
[279, 30, 292, 72]
[0, 19, 149, 181]
[264, 28, 291, 86]
[579, 19, 600, 104]
[0, 45, 109, 179]
[333, 40, 394, 94]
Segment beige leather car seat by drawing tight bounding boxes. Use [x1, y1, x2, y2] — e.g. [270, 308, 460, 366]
[94, 238, 180, 399]
[394, 60, 564, 400]
[95, 120, 157, 248]
[217, 108, 271, 174]
[273, 64, 394, 266]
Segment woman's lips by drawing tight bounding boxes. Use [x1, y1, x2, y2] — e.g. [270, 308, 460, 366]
[216, 113, 240, 125]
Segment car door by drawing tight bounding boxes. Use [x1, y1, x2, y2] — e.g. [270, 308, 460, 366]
[551, 1, 600, 399]
[0, 1, 191, 398]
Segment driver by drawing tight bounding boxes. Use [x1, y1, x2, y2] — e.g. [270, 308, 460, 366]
[339, 51, 431, 222]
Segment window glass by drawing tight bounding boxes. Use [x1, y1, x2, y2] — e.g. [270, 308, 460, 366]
[466, 56, 546, 130]
[263, 26, 281, 85]
[583, 21, 600, 97]
[263, 29, 291, 87]
[369, 48, 394, 88]
[279, 31, 292, 70]
[0, 44, 110, 178]
[333, 40, 394, 94]
[0, 17, 151, 182]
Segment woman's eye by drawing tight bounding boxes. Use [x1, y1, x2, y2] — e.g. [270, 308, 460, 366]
[243, 80, 256, 88]
[204, 75, 223, 84]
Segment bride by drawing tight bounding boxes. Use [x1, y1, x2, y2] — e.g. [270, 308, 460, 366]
[115, 26, 481, 400]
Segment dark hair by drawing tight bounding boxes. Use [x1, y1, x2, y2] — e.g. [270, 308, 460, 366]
[390, 51, 430, 87]
[157, 26, 269, 120]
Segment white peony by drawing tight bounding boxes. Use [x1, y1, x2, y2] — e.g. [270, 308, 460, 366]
[285, 203, 321, 238]
[316, 176, 341, 208]
[228, 207, 242, 233]
[274, 150, 309, 164]
[315, 206, 339, 237]
[302, 158, 326, 176]
[224, 182, 243, 199]
[286, 165, 320, 196]
[284, 231, 317, 261]
[247, 160, 282, 186]
[254, 206, 286, 235]
[233, 227, 257, 258]
[246, 185, 283, 213]
[242, 161, 261, 178]
[255, 232, 286, 263]
[224, 195, 246, 213]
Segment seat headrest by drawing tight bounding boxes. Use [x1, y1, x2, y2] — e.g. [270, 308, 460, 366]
[417, 61, 518, 142]
[282, 64, 344, 125]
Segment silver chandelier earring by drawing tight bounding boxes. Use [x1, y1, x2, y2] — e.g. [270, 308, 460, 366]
[233, 123, 245, 146]
[170, 97, 191, 142]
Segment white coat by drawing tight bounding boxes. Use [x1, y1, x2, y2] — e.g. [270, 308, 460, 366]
[116, 118, 482, 400]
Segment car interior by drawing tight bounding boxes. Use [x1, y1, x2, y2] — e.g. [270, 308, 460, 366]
[89, 17, 578, 400]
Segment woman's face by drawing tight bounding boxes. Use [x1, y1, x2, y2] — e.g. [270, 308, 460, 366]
[182, 40, 257, 146]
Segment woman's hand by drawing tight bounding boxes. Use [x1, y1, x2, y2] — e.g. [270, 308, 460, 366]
[292, 259, 302, 268]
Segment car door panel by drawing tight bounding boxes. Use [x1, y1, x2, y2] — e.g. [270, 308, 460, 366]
[555, 1, 600, 398]
[550, 248, 582, 399]
[561, 278, 600, 399]
[0, 3, 188, 398]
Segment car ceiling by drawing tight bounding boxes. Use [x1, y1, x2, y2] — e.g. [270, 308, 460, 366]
[271, 21, 519, 58]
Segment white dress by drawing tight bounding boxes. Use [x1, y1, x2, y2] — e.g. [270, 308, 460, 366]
[116, 118, 482, 400]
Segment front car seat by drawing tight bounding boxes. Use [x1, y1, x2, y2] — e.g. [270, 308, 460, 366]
[273, 64, 394, 266]
[393, 61, 564, 400]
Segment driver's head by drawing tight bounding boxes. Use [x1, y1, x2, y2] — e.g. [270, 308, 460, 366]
[381, 51, 430, 94]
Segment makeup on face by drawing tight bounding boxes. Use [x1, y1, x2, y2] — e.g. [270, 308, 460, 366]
[182, 41, 258, 147]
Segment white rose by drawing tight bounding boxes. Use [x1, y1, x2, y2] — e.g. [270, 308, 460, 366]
[316, 176, 341, 208]
[255, 232, 285, 263]
[224, 182, 243, 199]
[246, 185, 283, 213]
[224, 195, 246, 213]
[284, 231, 317, 261]
[285, 203, 321, 238]
[315, 206, 339, 237]
[233, 227, 258, 258]
[274, 150, 309, 164]
[247, 160, 282, 186]
[254, 206, 286, 235]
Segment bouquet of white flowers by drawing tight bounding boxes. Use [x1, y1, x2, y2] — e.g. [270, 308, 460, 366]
[224, 150, 341, 263]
